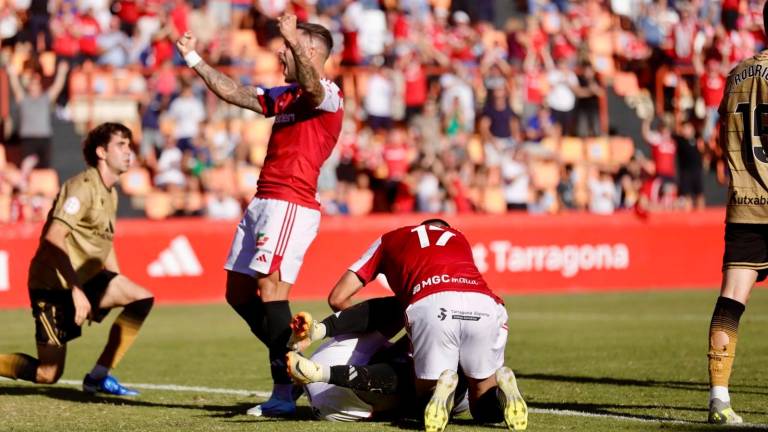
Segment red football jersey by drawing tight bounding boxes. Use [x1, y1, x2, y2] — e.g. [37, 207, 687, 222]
[647, 131, 677, 178]
[700, 72, 725, 108]
[255, 79, 343, 209]
[349, 225, 502, 306]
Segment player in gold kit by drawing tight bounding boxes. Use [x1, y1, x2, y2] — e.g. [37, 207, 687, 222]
[707, 2, 768, 424]
[0, 123, 154, 396]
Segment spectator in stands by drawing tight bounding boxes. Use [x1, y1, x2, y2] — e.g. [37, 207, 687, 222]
[153, 133, 186, 190]
[138, 90, 165, 163]
[642, 117, 677, 200]
[77, 8, 103, 63]
[529, 188, 556, 214]
[206, 186, 242, 220]
[557, 163, 576, 210]
[167, 83, 205, 153]
[98, 16, 131, 68]
[381, 128, 412, 210]
[545, 57, 578, 135]
[588, 168, 617, 215]
[7, 61, 69, 169]
[23, 0, 52, 52]
[439, 68, 475, 133]
[363, 58, 394, 132]
[0, 3, 20, 45]
[573, 62, 604, 137]
[698, 56, 727, 144]
[525, 105, 555, 144]
[50, 2, 80, 65]
[501, 147, 529, 211]
[399, 48, 428, 122]
[674, 119, 705, 210]
[480, 87, 520, 166]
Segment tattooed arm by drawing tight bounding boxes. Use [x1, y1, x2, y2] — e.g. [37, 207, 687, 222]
[192, 62, 265, 113]
[176, 31, 264, 114]
[278, 14, 326, 107]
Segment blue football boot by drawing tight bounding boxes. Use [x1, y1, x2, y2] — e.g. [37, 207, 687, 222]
[82, 374, 140, 396]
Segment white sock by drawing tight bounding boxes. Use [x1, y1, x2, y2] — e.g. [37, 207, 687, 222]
[89, 365, 109, 380]
[272, 383, 293, 400]
[710, 386, 730, 403]
[315, 322, 327, 340]
[320, 364, 330, 382]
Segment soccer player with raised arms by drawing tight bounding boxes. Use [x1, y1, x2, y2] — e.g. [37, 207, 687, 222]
[0, 123, 154, 396]
[707, 1, 768, 424]
[176, 14, 343, 416]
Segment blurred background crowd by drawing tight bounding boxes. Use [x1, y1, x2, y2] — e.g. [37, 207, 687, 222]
[0, 0, 760, 221]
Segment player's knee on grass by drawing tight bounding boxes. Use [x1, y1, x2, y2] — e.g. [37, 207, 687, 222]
[36, 364, 63, 384]
[469, 388, 503, 424]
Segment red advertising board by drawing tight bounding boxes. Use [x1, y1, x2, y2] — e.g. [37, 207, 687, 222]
[0, 211, 725, 309]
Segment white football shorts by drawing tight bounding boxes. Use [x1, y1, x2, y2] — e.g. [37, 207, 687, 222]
[405, 291, 508, 380]
[224, 197, 320, 283]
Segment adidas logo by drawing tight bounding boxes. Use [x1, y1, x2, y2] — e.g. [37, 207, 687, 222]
[147, 236, 203, 277]
[256, 254, 268, 263]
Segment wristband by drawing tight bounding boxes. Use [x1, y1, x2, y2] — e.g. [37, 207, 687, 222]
[184, 50, 202, 68]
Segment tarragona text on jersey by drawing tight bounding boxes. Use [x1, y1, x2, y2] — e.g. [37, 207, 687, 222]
[720, 52, 768, 223]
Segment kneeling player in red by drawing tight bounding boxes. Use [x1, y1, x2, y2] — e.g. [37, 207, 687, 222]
[292, 219, 528, 431]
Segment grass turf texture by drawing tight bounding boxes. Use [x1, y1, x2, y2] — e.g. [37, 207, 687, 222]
[1, 290, 767, 431]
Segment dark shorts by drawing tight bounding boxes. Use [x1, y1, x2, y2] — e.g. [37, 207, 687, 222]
[678, 170, 703, 197]
[30, 270, 118, 346]
[723, 223, 768, 282]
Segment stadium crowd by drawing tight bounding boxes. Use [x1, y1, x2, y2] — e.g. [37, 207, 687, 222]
[0, 0, 764, 222]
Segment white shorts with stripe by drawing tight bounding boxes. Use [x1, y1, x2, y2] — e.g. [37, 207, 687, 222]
[306, 333, 395, 421]
[224, 197, 320, 283]
[405, 291, 508, 380]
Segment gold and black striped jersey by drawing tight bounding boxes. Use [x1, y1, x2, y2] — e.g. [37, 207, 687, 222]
[720, 51, 768, 223]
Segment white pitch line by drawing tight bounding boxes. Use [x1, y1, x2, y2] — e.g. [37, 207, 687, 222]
[509, 312, 768, 323]
[57, 379, 270, 398]
[2, 380, 750, 429]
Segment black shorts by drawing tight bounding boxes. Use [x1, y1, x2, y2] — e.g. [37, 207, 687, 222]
[30, 270, 118, 346]
[678, 169, 703, 197]
[723, 223, 768, 282]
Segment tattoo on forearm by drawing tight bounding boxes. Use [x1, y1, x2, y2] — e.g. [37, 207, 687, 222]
[193, 62, 262, 111]
[288, 42, 323, 102]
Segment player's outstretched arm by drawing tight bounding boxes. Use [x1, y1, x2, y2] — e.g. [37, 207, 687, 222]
[277, 14, 325, 107]
[175, 32, 265, 114]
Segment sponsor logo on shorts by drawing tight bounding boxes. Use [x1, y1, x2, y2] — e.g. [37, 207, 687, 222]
[256, 232, 270, 247]
[440, 309, 490, 322]
[256, 254, 268, 263]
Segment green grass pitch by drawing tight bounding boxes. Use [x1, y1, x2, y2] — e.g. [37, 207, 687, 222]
[1, 290, 767, 431]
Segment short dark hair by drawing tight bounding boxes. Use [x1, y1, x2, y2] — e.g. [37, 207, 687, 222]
[297, 22, 333, 55]
[420, 218, 451, 228]
[82, 122, 132, 167]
